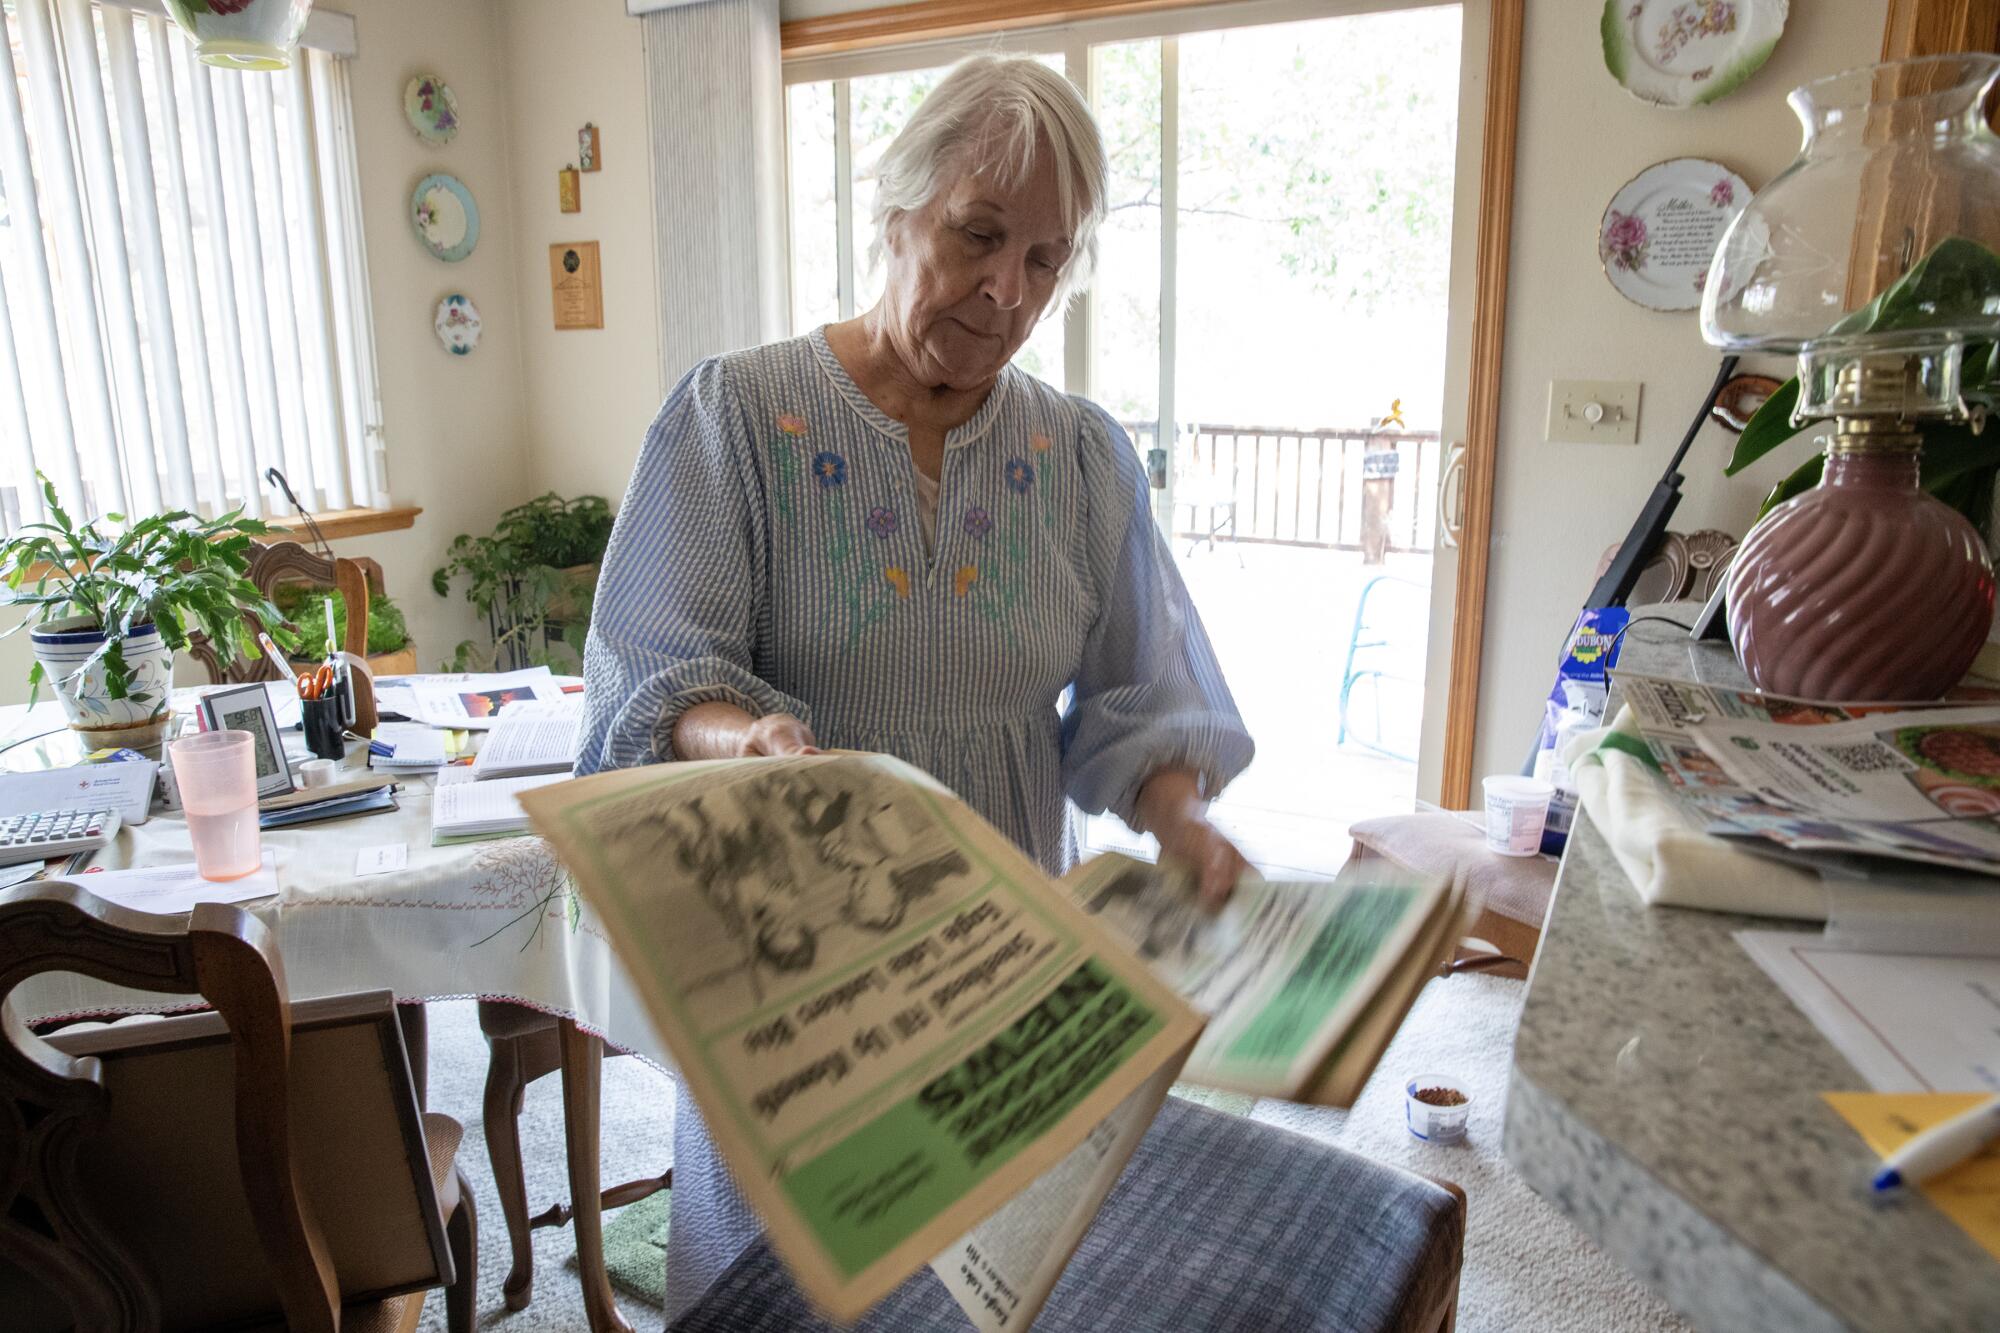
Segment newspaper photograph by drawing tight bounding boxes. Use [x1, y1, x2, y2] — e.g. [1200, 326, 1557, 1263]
[1060, 853, 1443, 1099]
[519, 754, 1202, 1326]
[1613, 670, 2000, 873]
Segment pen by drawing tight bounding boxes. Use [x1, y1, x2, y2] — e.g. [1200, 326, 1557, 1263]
[1872, 1095, 2000, 1191]
[256, 631, 294, 684]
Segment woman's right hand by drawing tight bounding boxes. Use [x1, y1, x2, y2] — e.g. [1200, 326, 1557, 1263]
[672, 702, 821, 760]
[740, 712, 821, 757]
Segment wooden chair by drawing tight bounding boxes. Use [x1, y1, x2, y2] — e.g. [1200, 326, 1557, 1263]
[0, 882, 476, 1332]
[191, 538, 375, 686]
[480, 1000, 669, 1330]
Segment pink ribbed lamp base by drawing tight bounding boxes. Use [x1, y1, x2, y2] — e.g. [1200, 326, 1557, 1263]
[1726, 447, 1995, 701]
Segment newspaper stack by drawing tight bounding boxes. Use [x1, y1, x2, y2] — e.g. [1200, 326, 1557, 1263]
[1613, 669, 2000, 876]
[521, 754, 1456, 1327]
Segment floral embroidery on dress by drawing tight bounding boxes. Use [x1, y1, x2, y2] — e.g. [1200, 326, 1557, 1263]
[885, 567, 910, 598]
[953, 566, 980, 597]
[812, 452, 847, 487]
[867, 506, 898, 538]
[1029, 433, 1053, 453]
[1005, 458, 1035, 493]
[964, 507, 993, 539]
[777, 413, 809, 436]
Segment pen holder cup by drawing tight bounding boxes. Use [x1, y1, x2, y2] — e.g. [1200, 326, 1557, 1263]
[303, 696, 345, 761]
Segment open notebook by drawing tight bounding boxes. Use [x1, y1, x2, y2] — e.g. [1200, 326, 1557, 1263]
[430, 770, 568, 845]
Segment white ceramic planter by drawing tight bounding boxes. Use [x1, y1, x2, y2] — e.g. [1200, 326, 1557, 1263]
[163, 0, 311, 71]
[29, 616, 174, 746]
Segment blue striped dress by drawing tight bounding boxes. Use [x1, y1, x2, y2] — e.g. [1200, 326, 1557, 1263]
[577, 329, 1253, 874]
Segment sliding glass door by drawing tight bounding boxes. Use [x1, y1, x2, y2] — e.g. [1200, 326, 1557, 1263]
[784, 2, 1470, 873]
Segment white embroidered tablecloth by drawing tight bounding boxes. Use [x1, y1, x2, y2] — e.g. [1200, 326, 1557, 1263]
[12, 771, 669, 1065]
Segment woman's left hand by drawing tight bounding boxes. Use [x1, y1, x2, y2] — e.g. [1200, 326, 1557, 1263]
[1135, 768, 1249, 909]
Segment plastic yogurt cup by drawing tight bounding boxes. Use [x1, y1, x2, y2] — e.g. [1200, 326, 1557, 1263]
[1482, 774, 1554, 856]
[1405, 1074, 1472, 1143]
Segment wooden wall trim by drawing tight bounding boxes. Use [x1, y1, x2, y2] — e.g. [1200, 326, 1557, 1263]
[1880, 0, 2000, 59]
[781, 0, 1215, 57]
[1437, 0, 1523, 811]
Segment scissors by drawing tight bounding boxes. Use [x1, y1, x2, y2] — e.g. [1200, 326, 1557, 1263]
[297, 664, 335, 700]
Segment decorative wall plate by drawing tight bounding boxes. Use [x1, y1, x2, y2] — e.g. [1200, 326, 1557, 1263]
[404, 74, 459, 145]
[434, 294, 481, 356]
[411, 174, 479, 263]
[1599, 158, 1750, 311]
[1601, 0, 1788, 108]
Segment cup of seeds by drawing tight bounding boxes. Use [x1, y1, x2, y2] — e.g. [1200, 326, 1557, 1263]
[1405, 1075, 1471, 1143]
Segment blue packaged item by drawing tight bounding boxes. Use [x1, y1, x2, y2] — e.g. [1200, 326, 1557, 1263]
[1533, 607, 1629, 854]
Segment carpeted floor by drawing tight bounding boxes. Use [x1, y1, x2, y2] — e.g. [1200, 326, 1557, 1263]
[415, 975, 1693, 1332]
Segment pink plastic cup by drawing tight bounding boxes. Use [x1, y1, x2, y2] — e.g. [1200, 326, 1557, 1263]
[170, 730, 262, 881]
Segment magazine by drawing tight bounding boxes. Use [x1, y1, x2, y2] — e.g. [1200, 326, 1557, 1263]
[1059, 853, 1461, 1103]
[1611, 670, 2000, 874]
[521, 754, 1203, 1328]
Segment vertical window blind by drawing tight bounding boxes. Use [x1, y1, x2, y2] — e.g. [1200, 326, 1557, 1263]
[0, 0, 382, 535]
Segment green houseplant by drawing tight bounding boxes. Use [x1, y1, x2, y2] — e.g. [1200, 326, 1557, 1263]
[0, 475, 287, 748]
[272, 584, 412, 657]
[432, 492, 613, 672]
[1724, 237, 2000, 530]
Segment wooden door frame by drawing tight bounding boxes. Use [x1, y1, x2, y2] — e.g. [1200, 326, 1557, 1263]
[778, 0, 1526, 811]
[1434, 0, 1521, 809]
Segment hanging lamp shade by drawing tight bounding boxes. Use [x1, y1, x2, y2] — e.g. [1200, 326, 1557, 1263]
[164, 0, 313, 71]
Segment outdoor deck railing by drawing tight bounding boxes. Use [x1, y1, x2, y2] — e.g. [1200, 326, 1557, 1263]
[1121, 421, 1441, 553]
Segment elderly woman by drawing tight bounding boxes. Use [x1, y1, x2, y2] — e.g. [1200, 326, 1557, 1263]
[578, 53, 1254, 1320]
[580, 56, 1251, 888]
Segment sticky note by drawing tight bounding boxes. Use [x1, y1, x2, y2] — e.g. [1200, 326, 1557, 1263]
[1823, 1092, 2000, 1261]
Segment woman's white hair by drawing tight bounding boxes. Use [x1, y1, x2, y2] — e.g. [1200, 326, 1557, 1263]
[868, 54, 1109, 311]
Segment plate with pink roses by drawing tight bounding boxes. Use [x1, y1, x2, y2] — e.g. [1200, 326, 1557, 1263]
[1598, 157, 1750, 312]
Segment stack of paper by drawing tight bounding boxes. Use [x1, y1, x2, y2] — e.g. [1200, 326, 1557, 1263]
[371, 722, 450, 771]
[472, 702, 581, 780]
[431, 771, 569, 845]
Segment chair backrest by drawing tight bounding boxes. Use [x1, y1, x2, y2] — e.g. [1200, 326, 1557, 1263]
[0, 884, 448, 1331]
[192, 539, 373, 686]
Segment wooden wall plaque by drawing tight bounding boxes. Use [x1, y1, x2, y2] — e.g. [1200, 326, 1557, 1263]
[549, 241, 603, 330]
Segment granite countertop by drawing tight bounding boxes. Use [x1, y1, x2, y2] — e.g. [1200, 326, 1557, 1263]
[1503, 612, 2000, 1333]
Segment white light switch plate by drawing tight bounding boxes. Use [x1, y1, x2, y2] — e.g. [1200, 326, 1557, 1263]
[1547, 380, 1642, 445]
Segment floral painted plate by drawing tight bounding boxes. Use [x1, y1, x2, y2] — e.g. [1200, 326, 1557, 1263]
[411, 173, 478, 263]
[404, 73, 459, 145]
[1598, 157, 1750, 312]
[434, 293, 481, 355]
[1601, 0, 1787, 108]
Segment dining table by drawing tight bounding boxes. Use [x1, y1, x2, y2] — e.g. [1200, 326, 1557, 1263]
[0, 690, 661, 1333]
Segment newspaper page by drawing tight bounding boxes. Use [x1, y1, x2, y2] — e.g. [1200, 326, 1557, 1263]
[1614, 670, 2000, 873]
[519, 755, 1203, 1326]
[1059, 853, 1444, 1098]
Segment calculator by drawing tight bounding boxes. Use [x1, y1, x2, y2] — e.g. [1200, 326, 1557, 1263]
[0, 807, 122, 867]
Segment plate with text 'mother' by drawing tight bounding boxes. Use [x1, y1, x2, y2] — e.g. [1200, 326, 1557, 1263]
[1599, 157, 1750, 311]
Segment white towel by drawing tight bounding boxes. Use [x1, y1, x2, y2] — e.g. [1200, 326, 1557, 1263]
[1564, 708, 1828, 921]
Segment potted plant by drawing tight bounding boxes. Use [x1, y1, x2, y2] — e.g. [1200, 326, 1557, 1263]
[432, 492, 613, 671]
[0, 476, 287, 751]
[272, 584, 419, 677]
